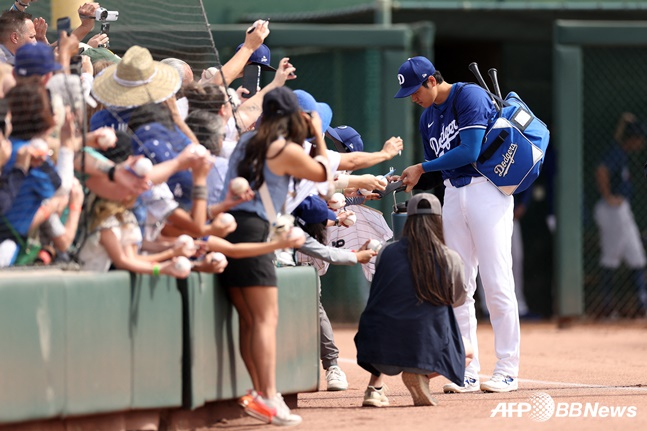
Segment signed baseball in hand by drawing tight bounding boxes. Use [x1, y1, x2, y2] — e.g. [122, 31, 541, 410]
[174, 256, 192, 273]
[218, 212, 235, 227]
[328, 193, 346, 210]
[341, 213, 357, 227]
[288, 227, 305, 241]
[207, 252, 226, 263]
[133, 157, 153, 176]
[97, 128, 117, 149]
[230, 177, 250, 196]
[367, 239, 382, 253]
[175, 234, 195, 250]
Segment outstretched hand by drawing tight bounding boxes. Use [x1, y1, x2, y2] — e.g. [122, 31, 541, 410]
[401, 164, 424, 192]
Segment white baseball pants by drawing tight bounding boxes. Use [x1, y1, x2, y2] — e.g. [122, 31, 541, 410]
[443, 177, 520, 378]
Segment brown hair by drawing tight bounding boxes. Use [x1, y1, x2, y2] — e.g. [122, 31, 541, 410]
[0, 10, 32, 44]
[6, 78, 55, 140]
[237, 111, 309, 189]
[401, 198, 455, 306]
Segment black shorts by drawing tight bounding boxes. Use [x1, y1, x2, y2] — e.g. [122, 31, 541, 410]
[217, 211, 277, 288]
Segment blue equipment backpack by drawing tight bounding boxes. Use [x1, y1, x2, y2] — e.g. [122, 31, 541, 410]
[453, 83, 550, 195]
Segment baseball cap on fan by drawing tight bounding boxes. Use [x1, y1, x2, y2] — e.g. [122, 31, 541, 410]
[236, 43, 276, 71]
[14, 42, 62, 77]
[294, 89, 333, 133]
[293, 195, 337, 226]
[394, 56, 436, 99]
[326, 125, 364, 153]
[407, 193, 442, 216]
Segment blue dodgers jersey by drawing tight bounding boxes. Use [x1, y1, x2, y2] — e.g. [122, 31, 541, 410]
[420, 83, 497, 182]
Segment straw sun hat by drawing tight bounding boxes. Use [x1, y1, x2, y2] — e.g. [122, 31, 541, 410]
[91, 45, 181, 108]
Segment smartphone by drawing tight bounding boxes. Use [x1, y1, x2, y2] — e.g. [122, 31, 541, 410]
[56, 17, 71, 37]
[99, 23, 110, 48]
[242, 64, 261, 98]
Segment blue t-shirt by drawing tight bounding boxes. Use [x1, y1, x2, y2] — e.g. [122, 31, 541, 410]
[132, 122, 194, 209]
[599, 142, 632, 200]
[420, 83, 496, 184]
[0, 138, 61, 238]
[90, 108, 134, 132]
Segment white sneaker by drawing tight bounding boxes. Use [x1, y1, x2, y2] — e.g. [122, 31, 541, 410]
[480, 373, 518, 393]
[267, 393, 302, 426]
[362, 384, 389, 407]
[326, 365, 348, 391]
[443, 376, 480, 393]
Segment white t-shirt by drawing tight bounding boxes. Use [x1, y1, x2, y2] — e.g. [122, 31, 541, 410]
[140, 183, 179, 242]
[78, 211, 142, 272]
[284, 148, 341, 214]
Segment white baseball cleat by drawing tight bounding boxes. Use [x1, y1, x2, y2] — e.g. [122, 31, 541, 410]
[443, 376, 480, 393]
[480, 373, 518, 393]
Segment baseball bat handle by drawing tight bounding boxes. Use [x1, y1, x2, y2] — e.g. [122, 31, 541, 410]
[468, 62, 492, 93]
[488, 68, 503, 99]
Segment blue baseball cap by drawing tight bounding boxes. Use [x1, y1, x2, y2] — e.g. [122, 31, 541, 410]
[293, 89, 333, 133]
[15, 42, 62, 77]
[236, 43, 276, 71]
[326, 125, 364, 153]
[394, 56, 436, 99]
[293, 195, 337, 225]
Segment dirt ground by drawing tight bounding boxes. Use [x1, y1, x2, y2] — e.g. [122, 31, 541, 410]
[207, 320, 647, 431]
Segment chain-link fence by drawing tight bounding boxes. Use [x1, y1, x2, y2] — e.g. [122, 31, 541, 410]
[582, 46, 647, 319]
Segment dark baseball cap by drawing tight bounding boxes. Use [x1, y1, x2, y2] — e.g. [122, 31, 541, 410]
[262, 86, 300, 118]
[293, 195, 337, 225]
[236, 43, 276, 71]
[15, 42, 62, 77]
[407, 193, 442, 216]
[326, 125, 364, 153]
[394, 56, 436, 99]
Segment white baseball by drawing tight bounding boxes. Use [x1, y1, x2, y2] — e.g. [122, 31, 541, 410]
[175, 234, 195, 250]
[218, 212, 235, 227]
[367, 239, 382, 253]
[288, 226, 305, 241]
[191, 144, 208, 156]
[204, 67, 219, 80]
[97, 128, 117, 149]
[207, 252, 226, 263]
[341, 213, 357, 227]
[230, 177, 250, 196]
[359, 188, 372, 196]
[133, 157, 153, 176]
[376, 175, 389, 187]
[174, 256, 192, 273]
[328, 193, 346, 210]
[30, 138, 49, 156]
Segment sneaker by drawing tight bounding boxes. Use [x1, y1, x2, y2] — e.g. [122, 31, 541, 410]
[244, 393, 274, 424]
[238, 389, 257, 409]
[326, 366, 349, 391]
[362, 384, 389, 407]
[443, 376, 480, 393]
[401, 372, 438, 406]
[480, 373, 518, 393]
[267, 393, 302, 427]
[244, 393, 302, 426]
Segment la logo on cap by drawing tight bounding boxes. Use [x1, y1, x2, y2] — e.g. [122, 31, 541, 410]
[398, 74, 405, 85]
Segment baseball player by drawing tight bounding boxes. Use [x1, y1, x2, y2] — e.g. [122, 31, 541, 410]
[594, 112, 647, 318]
[396, 57, 520, 393]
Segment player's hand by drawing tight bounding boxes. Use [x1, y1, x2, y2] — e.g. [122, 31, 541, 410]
[382, 136, 403, 159]
[401, 164, 424, 192]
